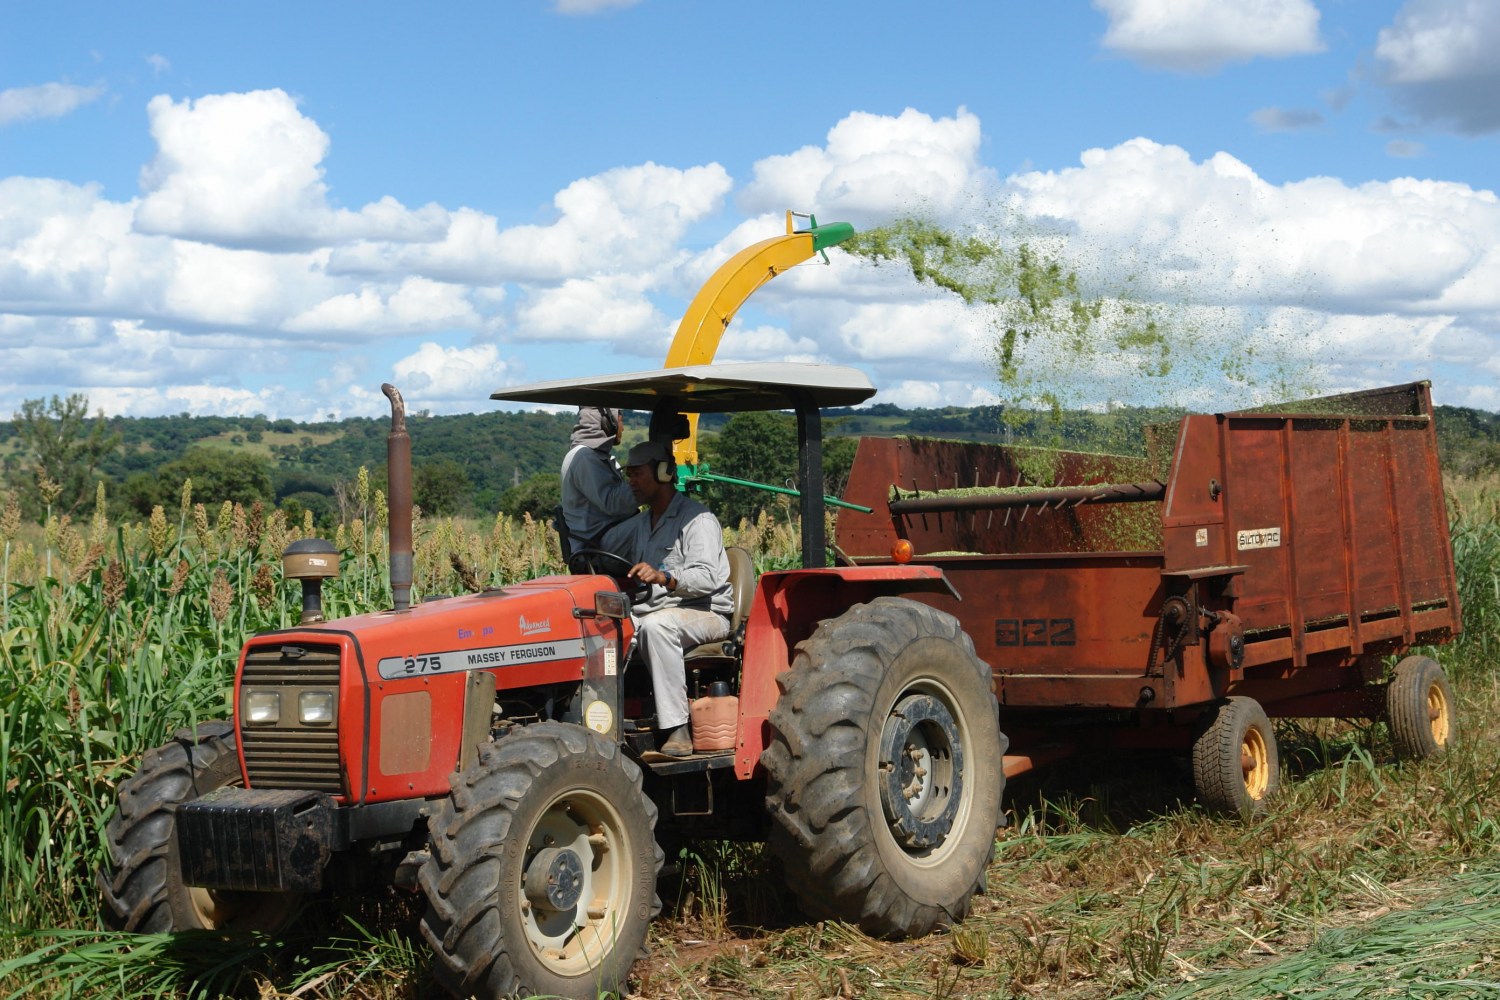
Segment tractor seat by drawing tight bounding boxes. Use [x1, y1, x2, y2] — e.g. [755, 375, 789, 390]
[684, 546, 754, 662]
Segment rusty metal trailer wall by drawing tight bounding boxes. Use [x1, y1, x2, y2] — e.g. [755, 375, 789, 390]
[1163, 383, 1460, 668]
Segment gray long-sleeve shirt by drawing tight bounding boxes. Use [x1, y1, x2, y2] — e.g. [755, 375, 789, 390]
[560, 444, 638, 546]
[601, 491, 733, 617]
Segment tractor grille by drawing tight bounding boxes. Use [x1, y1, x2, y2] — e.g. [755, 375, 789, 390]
[239, 643, 345, 795]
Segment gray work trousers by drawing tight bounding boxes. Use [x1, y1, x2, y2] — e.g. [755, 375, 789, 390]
[632, 606, 730, 729]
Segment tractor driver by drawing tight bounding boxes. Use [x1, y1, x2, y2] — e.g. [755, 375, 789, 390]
[601, 439, 733, 757]
[559, 406, 637, 551]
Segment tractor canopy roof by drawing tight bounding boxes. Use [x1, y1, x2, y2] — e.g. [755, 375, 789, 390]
[490, 362, 876, 413]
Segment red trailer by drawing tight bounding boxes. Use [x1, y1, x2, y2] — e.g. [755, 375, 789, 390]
[835, 381, 1461, 814]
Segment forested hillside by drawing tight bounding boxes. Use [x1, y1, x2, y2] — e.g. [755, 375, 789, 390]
[3, 394, 1498, 527]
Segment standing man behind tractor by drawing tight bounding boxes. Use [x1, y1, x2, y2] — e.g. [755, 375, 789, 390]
[603, 438, 733, 757]
[559, 406, 637, 551]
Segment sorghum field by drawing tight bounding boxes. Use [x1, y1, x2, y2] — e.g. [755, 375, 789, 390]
[1, 474, 1497, 999]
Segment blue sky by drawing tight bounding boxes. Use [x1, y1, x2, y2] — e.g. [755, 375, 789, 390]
[2, 0, 1498, 421]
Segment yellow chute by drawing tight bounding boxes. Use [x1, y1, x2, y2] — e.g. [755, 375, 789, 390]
[665, 212, 854, 464]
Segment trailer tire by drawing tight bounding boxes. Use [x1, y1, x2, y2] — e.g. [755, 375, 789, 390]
[763, 597, 1005, 939]
[98, 721, 301, 933]
[1192, 696, 1279, 819]
[1387, 655, 1456, 760]
[419, 722, 661, 1000]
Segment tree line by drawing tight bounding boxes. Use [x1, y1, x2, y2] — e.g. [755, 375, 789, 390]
[5, 393, 1500, 532]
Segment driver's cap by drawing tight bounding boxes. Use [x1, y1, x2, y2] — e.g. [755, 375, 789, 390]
[624, 439, 673, 468]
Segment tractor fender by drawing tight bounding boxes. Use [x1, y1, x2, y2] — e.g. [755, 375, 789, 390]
[733, 565, 960, 779]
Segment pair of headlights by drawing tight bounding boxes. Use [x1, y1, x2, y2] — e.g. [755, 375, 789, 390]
[243, 689, 336, 726]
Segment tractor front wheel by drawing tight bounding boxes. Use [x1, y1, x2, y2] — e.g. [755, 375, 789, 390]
[1387, 655, 1457, 760]
[419, 722, 661, 1000]
[1192, 696, 1279, 818]
[99, 721, 302, 933]
[763, 597, 1006, 939]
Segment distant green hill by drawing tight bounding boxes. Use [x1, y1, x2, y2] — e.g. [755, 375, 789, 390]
[3, 398, 1497, 524]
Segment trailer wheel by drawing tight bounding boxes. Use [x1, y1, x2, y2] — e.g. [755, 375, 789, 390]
[419, 722, 661, 1000]
[1192, 697, 1279, 818]
[98, 721, 301, 933]
[1387, 655, 1456, 760]
[763, 597, 1005, 939]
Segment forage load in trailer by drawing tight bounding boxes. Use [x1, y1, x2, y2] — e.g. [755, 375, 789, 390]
[97, 217, 1462, 1000]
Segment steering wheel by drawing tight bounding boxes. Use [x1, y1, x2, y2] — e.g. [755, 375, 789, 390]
[568, 548, 651, 603]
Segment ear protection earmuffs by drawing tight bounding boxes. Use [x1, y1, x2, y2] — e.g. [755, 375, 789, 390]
[600, 407, 620, 440]
[654, 458, 674, 483]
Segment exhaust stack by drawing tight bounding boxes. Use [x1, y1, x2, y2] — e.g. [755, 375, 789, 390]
[382, 383, 414, 612]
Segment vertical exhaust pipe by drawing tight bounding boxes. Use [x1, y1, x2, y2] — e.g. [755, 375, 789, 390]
[382, 383, 414, 612]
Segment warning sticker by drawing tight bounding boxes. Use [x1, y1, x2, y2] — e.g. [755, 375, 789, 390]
[1236, 527, 1282, 551]
[585, 700, 614, 734]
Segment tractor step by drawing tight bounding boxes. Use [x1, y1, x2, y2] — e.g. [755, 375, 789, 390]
[639, 748, 736, 775]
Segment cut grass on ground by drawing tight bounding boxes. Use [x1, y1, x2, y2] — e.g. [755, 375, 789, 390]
[634, 670, 1500, 1000]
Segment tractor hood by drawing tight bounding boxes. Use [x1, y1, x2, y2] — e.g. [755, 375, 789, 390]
[291, 575, 622, 682]
[235, 574, 629, 806]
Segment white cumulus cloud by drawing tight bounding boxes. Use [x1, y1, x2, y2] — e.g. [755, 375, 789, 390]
[134, 90, 448, 250]
[1095, 0, 1324, 72]
[739, 108, 993, 226]
[286, 277, 485, 335]
[392, 342, 511, 403]
[514, 275, 667, 349]
[879, 381, 1001, 410]
[329, 161, 731, 285]
[1007, 138, 1500, 315]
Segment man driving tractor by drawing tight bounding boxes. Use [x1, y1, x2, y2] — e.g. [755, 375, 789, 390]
[601, 438, 733, 757]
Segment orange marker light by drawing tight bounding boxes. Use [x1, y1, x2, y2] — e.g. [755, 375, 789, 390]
[892, 539, 913, 563]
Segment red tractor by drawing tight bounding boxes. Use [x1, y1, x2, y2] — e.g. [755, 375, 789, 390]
[100, 362, 1007, 1000]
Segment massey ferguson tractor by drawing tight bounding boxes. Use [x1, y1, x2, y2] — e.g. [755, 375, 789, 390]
[99, 362, 1010, 1000]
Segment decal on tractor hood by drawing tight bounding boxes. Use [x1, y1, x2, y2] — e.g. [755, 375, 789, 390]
[377, 638, 586, 679]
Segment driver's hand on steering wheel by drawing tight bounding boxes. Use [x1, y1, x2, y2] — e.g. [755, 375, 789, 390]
[627, 562, 671, 590]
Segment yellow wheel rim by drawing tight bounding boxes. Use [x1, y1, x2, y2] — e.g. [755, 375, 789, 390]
[1427, 682, 1451, 747]
[518, 786, 633, 978]
[1240, 726, 1271, 801]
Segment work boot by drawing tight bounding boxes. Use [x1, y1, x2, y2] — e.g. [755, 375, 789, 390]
[658, 724, 693, 757]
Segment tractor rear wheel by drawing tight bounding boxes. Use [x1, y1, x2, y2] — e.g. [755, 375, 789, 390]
[1387, 655, 1456, 760]
[763, 597, 1005, 939]
[419, 722, 661, 1000]
[1192, 696, 1279, 818]
[99, 721, 301, 933]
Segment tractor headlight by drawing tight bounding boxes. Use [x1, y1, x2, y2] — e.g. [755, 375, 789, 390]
[244, 689, 281, 725]
[298, 690, 336, 725]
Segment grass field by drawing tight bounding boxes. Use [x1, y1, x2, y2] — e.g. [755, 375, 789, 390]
[0, 476, 1496, 999]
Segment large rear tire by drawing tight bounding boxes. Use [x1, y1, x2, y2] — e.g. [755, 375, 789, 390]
[99, 721, 302, 933]
[419, 722, 661, 1000]
[1387, 655, 1457, 760]
[762, 597, 1005, 939]
[1192, 696, 1279, 819]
